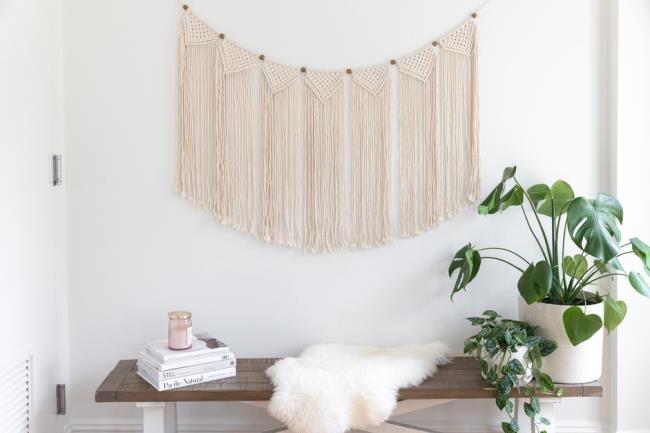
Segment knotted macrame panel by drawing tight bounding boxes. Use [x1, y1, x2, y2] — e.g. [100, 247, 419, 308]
[176, 11, 480, 252]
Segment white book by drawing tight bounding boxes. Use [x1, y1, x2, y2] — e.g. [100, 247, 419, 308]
[138, 350, 235, 371]
[145, 335, 229, 363]
[137, 366, 236, 391]
[137, 357, 236, 380]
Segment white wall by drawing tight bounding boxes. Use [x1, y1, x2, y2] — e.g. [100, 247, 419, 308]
[614, 1, 650, 433]
[63, 0, 611, 431]
[0, 0, 66, 431]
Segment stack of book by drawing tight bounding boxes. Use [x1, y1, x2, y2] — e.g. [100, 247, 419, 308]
[137, 333, 236, 391]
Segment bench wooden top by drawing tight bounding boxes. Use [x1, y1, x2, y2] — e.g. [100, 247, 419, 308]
[95, 357, 603, 403]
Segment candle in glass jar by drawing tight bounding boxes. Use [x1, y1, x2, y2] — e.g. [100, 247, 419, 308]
[168, 311, 193, 350]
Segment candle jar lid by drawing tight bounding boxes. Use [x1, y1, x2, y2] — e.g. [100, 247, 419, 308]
[168, 311, 192, 320]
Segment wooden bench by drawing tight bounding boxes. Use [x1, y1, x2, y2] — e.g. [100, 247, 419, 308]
[96, 357, 602, 433]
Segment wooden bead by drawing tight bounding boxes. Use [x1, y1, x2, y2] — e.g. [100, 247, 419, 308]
[300, 67, 307, 73]
[471, 12, 477, 18]
[432, 41, 438, 46]
[219, 33, 225, 39]
[259, 54, 265, 60]
[346, 68, 352, 74]
[390, 59, 396, 65]
[182, 4, 188, 10]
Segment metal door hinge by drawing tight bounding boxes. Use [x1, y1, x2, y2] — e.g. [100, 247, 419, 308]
[53, 154, 62, 186]
[56, 384, 66, 415]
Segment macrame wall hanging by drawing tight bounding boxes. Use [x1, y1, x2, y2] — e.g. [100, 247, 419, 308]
[177, 6, 480, 252]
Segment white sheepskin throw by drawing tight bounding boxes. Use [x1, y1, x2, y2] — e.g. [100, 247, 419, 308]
[266, 342, 449, 433]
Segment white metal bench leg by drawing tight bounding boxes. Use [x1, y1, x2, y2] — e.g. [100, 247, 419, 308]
[137, 402, 178, 433]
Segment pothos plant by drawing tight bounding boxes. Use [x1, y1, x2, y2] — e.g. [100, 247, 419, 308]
[465, 311, 561, 433]
[449, 166, 650, 345]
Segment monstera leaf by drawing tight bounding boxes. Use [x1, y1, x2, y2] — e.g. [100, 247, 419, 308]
[478, 166, 517, 215]
[449, 244, 481, 299]
[604, 297, 627, 333]
[594, 257, 625, 275]
[527, 180, 575, 217]
[566, 194, 623, 262]
[500, 185, 524, 211]
[631, 237, 650, 273]
[629, 272, 650, 297]
[563, 254, 588, 279]
[517, 261, 552, 304]
[563, 306, 603, 346]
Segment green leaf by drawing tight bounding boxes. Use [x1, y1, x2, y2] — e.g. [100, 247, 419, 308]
[479, 166, 517, 215]
[523, 402, 535, 417]
[501, 186, 525, 211]
[483, 310, 500, 318]
[502, 166, 517, 182]
[506, 359, 525, 375]
[501, 422, 516, 433]
[566, 194, 623, 262]
[536, 373, 555, 393]
[631, 237, 650, 273]
[518, 261, 552, 304]
[562, 306, 603, 346]
[563, 254, 588, 279]
[498, 376, 513, 396]
[595, 257, 625, 275]
[629, 272, 650, 297]
[540, 417, 551, 426]
[604, 297, 627, 333]
[531, 396, 540, 413]
[527, 181, 575, 217]
[538, 339, 558, 357]
[449, 244, 482, 299]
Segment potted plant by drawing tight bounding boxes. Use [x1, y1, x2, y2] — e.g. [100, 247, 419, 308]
[449, 166, 650, 383]
[464, 311, 561, 433]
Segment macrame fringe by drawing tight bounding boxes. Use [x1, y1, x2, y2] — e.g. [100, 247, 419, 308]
[305, 75, 346, 252]
[222, 63, 258, 234]
[176, 18, 226, 221]
[398, 68, 438, 237]
[351, 68, 390, 247]
[261, 67, 302, 247]
[438, 20, 480, 217]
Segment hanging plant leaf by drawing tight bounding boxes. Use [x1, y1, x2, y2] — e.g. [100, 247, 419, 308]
[631, 237, 650, 273]
[517, 261, 552, 304]
[604, 297, 627, 333]
[527, 181, 575, 217]
[563, 254, 588, 279]
[629, 272, 650, 297]
[500, 185, 524, 211]
[566, 194, 623, 262]
[479, 166, 517, 215]
[449, 244, 481, 299]
[562, 306, 603, 346]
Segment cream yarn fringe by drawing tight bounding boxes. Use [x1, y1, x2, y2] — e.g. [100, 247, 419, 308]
[177, 12, 480, 252]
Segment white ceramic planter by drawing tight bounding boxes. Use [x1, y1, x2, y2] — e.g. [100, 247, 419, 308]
[519, 298, 604, 384]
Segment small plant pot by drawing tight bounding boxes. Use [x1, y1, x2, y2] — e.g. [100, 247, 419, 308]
[519, 297, 604, 384]
[483, 347, 533, 385]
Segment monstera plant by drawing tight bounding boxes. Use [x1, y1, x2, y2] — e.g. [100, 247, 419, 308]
[449, 166, 650, 346]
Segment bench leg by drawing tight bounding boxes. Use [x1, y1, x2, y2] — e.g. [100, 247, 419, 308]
[136, 402, 177, 433]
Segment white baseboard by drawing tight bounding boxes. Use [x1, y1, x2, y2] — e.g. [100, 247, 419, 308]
[63, 418, 610, 433]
